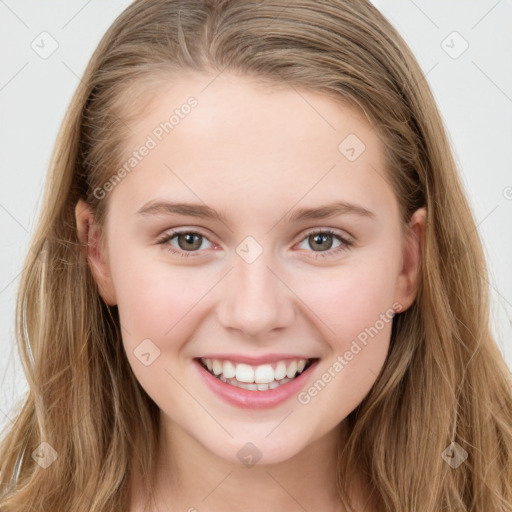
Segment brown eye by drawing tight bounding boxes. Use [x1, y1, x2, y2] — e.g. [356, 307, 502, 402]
[308, 233, 335, 251]
[175, 233, 203, 251]
[157, 230, 213, 258]
[296, 229, 352, 260]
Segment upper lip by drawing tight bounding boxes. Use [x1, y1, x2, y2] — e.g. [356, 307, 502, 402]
[196, 353, 317, 365]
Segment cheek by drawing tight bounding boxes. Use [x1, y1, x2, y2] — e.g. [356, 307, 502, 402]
[111, 256, 210, 404]
[299, 257, 399, 343]
[108, 245, 205, 353]
[295, 266, 395, 417]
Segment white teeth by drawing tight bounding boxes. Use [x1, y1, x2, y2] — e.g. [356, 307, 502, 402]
[200, 357, 311, 389]
[212, 359, 222, 375]
[220, 376, 293, 390]
[223, 360, 236, 379]
[286, 360, 298, 379]
[274, 361, 287, 381]
[254, 364, 274, 384]
[235, 363, 254, 383]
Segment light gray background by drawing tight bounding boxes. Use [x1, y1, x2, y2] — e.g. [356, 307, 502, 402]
[1, 0, 511, 433]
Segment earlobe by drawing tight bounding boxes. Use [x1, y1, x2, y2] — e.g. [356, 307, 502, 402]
[394, 207, 426, 312]
[75, 199, 117, 306]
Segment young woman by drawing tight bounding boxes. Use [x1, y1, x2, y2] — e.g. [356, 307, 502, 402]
[1, 1, 511, 511]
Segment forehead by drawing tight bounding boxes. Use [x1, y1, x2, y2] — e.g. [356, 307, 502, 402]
[107, 72, 395, 223]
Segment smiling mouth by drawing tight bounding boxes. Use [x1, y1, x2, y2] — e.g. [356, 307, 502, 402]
[197, 357, 317, 391]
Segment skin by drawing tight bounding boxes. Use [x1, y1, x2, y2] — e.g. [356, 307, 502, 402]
[76, 71, 425, 511]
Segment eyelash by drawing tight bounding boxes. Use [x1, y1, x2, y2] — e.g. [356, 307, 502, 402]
[156, 228, 353, 260]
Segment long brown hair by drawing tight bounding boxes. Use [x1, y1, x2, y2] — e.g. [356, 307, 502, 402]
[1, 1, 511, 510]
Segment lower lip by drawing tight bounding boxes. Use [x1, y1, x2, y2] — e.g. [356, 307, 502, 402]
[194, 359, 318, 409]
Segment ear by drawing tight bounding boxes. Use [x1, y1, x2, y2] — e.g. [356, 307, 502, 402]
[75, 199, 117, 306]
[393, 207, 426, 312]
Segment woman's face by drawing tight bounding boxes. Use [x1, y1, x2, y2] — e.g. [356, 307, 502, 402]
[78, 71, 422, 465]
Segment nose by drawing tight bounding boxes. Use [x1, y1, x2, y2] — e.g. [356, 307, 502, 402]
[216, 250, 296, 339]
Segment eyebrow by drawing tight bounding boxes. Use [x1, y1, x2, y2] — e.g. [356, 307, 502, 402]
[286, 201, 376, 222]
[136, 199, 376, 223]
[137, 200, 229, 223]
